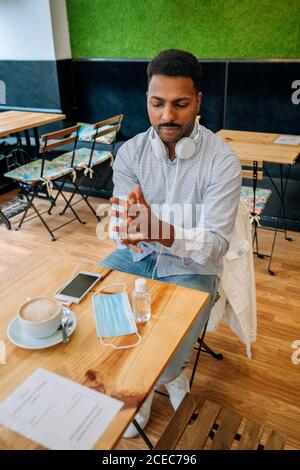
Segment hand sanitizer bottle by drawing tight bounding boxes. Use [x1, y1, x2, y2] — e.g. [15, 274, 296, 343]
[132, 278, 151, 323]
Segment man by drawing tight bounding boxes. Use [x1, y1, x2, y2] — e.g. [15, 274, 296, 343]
[100, 49, 241, 438]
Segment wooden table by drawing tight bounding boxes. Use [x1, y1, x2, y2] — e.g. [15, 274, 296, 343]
[0, 110, 66, 160]
[0, 250, 209, 450]
[0, 110, 66, 139]
[217, 129, 300, 165]
[218, 129, 300, 274]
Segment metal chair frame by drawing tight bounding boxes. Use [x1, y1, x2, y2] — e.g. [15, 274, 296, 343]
[7, 125, 85, 240]
[242, 160, 274, 275]
[57, 114, 123, 220]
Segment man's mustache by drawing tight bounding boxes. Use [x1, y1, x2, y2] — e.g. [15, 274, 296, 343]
[158, 123, 180, 128]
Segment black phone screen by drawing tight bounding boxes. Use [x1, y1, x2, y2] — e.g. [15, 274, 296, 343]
[59, 273, 99, 298]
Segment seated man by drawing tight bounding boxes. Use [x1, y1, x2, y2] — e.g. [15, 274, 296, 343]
[100, 49, 241, 438]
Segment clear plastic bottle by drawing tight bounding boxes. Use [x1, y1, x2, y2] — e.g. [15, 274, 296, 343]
[132, 278, 151, 323]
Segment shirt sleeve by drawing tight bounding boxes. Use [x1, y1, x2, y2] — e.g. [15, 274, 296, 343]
[112, 143, 139, 198]
[110, 143, 140, 249]
[167, 151, 242, 265]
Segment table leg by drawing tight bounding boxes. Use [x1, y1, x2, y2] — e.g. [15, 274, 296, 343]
[132, 419, 153, 449]
[262, 163, 293, 274]
[263, 164, 293, 241]
[33, 127, 40, 157]
[279, 164, 292, 241]
[24, 130, 33, 162]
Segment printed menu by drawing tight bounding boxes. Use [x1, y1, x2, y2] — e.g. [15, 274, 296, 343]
[0, 368, 123, 450]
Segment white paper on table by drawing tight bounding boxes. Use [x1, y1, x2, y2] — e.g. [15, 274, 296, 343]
[0, 368, 124, 450]
[273, 135, 300, 145]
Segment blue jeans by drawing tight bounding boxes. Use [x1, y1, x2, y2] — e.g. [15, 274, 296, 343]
[99, 249, 218, 386]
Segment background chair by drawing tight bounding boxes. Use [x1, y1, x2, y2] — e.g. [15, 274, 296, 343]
[190, 199, 258, 388]
[53, 115, 123, 220]
[0, 199, 29, 230]
[240, 159, 273, 273]
[77, 114, 123, 156]
[4, 125, 85, 240]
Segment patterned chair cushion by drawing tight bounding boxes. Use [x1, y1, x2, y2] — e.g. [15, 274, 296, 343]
[76, 122, 117, 144]
[53, 148, 112, 170]
[240, 186, 272, 215]
[4, 159, 72, 183]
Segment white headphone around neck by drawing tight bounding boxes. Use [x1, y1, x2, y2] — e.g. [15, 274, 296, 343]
[150, 122, 200, 161]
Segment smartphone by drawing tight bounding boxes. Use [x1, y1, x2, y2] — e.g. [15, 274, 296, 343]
[54, 271, 102, 304]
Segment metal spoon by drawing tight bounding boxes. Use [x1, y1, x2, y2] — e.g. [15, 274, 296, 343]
[60, 311, 73, 343]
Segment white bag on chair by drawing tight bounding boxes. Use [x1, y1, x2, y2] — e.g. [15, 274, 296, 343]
[207, 202, 257, 358]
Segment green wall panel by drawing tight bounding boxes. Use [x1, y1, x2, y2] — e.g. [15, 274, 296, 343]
[66, 0, 300, 59]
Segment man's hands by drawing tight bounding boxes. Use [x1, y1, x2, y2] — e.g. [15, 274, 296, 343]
[110, 185, 174, 253]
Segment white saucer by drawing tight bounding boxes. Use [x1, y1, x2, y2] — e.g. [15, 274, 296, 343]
[7, 308, 77, 350]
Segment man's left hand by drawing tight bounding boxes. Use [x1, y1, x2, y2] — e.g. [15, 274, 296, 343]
[110, 185, 174, 253]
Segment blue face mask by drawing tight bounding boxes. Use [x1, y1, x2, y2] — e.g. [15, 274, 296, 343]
[92, 283, 141, 349]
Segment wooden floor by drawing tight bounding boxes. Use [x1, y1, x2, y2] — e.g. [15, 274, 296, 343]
[1, 189, 300, 450]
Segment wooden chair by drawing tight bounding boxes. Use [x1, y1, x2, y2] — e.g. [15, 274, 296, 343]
[53, 114, 123, 220]
[155, 393, 286, 450]
[92, 114, 124, 160]
[4, 125, 85, 240]
[240, 159, 273, 274]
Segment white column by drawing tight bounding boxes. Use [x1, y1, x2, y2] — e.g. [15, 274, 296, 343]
[49, 0, 72, 60]
[0, 0, 71, 61]
[0, 0, 55, 60]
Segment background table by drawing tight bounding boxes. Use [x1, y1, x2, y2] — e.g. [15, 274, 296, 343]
[0, 249, 209, 450]
[0, 110, 66, 138]
[0, 110, 66, 159]
[217, 129, 300, 165]
[218, 129, 300, 274]
[218, 129, 300, 227]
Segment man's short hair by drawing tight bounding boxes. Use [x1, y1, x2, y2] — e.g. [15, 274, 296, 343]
[147, 49, 201, 92]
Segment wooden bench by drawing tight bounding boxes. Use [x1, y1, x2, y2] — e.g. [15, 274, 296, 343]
[155, 393, 286, 450]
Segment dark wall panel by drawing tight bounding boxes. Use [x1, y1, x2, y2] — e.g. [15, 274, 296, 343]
[72, 60, 226, 139]
[198, 62, 226, 132]
[226, 62, 300, 134]
[0, 61, 61, 110]
[56, 59, 76, 117]
[73, 60, 150, 139]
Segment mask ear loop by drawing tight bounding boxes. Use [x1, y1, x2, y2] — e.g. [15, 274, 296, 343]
[95, 282, 127, 294]
[94, 282, 142, 349]
[99, 333, 142, 350]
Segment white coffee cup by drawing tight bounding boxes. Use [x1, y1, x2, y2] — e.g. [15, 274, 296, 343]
[17, 297, 63, 339]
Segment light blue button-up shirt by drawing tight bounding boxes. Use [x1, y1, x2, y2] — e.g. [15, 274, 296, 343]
[112, 123, 242, 277]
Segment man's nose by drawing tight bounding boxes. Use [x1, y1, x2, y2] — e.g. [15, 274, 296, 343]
[161, 105, 176, 122]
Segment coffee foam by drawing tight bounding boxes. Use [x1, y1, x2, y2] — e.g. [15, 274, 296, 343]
[20, 298, 59, 322]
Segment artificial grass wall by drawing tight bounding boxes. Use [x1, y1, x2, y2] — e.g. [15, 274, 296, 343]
[66, 0, 300, 59]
